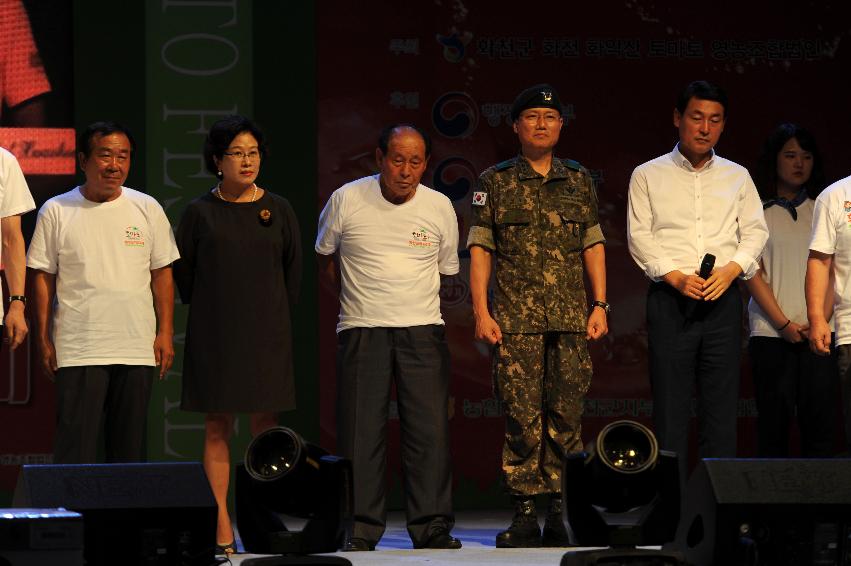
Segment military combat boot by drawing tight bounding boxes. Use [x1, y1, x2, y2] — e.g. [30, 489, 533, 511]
[495, 497, 542, 548]
[542, 496, 572, 547]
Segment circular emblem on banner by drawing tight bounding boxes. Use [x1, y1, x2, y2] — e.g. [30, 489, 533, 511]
[431, 91, 479, 139]
[433, 157, 478, 202]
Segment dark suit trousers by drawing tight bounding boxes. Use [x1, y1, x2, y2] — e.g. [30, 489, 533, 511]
[53, 365, 153, 464]
[336, 325, 454, 547]
[647, 283, 741, 486]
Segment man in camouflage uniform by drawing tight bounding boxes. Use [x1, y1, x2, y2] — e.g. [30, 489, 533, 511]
[467, 84, 608, 548]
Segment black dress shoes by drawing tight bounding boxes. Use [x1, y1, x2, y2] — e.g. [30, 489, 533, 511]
[416, 529, 463, 549]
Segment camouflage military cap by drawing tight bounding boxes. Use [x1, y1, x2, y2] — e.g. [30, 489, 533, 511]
[510, 84, 562, 121]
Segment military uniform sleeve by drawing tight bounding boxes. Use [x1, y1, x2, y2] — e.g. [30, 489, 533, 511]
[581, 169, 605, 249]
[466, 172, 495, 251]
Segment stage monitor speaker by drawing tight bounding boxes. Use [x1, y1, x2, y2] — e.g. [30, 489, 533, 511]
[0, 508, 83, 566]
[12, 462, 217, 566]
[667, 458, 851, 566]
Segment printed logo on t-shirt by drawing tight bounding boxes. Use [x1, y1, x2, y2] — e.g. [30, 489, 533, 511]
[124, 225, 145, 247]
[409, 226, 435, 248]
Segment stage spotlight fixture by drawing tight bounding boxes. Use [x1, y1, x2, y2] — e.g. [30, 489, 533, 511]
[561, 420, 685, 566]
[237, 426, 353, 566]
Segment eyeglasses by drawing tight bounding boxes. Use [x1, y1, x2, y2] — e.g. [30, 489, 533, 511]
[223, 150, 261, 161]
[521, 113, 561, 124]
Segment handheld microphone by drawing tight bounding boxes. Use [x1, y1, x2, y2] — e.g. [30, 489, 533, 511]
[685, 253, 716, 321]
[698, 253, 716, 280]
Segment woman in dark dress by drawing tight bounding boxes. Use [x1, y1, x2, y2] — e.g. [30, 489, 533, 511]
[173, 115, 302, 554]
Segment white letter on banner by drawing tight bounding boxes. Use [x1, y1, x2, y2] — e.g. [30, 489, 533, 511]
[163, 149, 209, 188]
[161, 33, 238, 76]
[163, 105, 238, 135]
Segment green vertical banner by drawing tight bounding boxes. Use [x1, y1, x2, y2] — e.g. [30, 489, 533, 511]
[145, 1, 252, 464]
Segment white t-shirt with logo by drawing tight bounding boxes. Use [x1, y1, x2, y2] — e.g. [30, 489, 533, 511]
[27, 187, 180, 367]
[810, 175, 851, 346]
[749, 198, 835, 336]
[0, 147, 35, 321]
[316, 174, 460, 333]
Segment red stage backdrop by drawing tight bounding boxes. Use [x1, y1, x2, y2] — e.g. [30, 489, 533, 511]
[317, 1, 851, 506]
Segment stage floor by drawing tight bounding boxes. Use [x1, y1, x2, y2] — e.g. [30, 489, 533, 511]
[229, 509, 608, 565]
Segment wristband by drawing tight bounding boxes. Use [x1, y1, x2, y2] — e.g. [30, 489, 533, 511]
[777, 319, 791, 331]
[591, 300, 611, 314]
[8, 295, 26, 306]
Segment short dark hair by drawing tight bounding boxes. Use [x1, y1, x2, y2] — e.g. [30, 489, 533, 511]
[77, 121, 136, 157]
[377, 124, 432, 158]
[676, 80, 728, 117]
[203, 115, 267, 176]
[755, 123, 826, 200]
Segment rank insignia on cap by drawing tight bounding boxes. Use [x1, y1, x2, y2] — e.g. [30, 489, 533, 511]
[472, 191, 487, 206]
[542, 90, 553, 102]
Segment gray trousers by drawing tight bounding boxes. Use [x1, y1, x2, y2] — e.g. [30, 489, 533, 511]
[336, 325, 455, 547]
[53, 365, 153, 464]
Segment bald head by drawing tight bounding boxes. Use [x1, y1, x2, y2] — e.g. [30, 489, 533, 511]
[377, 124, 432, 158]
[375, 124, 431, 205]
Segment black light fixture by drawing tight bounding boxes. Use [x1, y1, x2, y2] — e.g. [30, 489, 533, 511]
[236, 426, 353, 566]
[561, 419, 685, 566]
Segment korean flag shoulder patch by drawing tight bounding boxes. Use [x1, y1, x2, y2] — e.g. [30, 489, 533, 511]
[472, 191, 487, 206]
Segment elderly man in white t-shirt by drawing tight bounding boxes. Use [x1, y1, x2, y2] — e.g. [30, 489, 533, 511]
[27, 122, 179, 464]
[0, 147, 35, 351]
[316, 124, 461, 552]
[807, 174, 851, 453]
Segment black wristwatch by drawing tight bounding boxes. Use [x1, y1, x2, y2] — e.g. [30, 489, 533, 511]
[591, 300, 610, 314]
[8, 295, 26, 306]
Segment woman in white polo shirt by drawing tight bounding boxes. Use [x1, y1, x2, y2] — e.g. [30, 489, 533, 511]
[746, 123, 836, 457]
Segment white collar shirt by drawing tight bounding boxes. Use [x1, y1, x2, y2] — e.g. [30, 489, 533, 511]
[627, 144, 768, 281]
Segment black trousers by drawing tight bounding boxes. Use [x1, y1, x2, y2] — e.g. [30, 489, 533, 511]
[750, 336, 837, 457]
[336, 325, 454, 547]
[835, 345, 851, 453]
[647, 283, 741, 486]
[53, 365, 153, 464]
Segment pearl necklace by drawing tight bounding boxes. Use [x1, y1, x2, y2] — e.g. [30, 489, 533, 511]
[216, 183, 257, 203]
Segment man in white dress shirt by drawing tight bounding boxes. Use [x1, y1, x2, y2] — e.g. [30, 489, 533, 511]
[627, 80, 768, 485]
